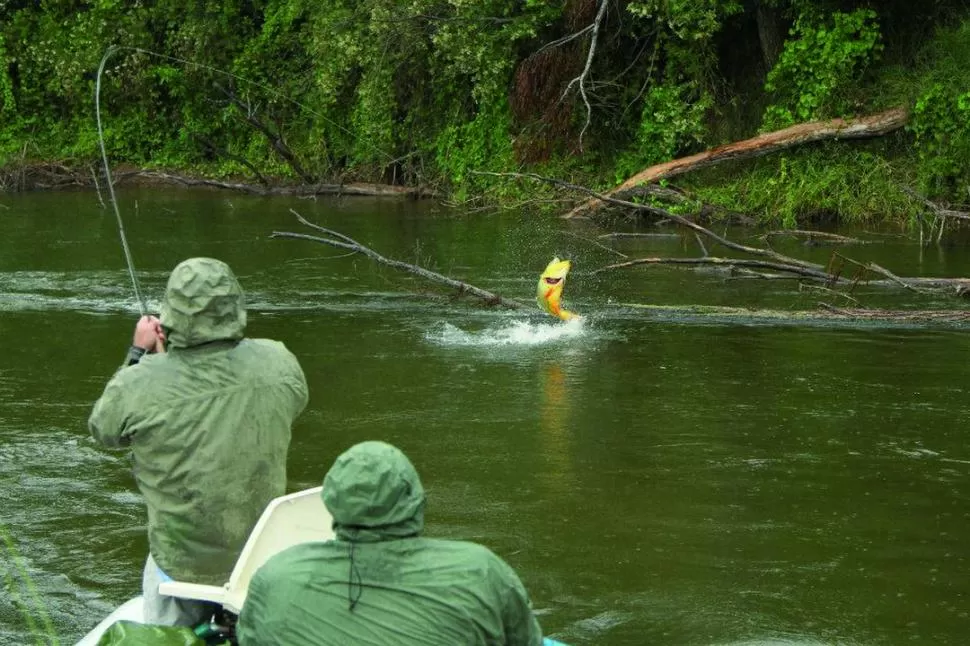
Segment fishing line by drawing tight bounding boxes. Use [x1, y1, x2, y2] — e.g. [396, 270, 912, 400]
[94, 45, 399, 314]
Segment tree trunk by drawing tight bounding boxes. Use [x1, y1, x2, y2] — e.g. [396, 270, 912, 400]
[563, 106, 910, 219]
[756, 0, 787, 72]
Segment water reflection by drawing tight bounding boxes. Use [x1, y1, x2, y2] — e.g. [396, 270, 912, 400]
[538, 360, 574, 495]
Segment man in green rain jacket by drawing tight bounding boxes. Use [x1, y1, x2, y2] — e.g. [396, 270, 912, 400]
[236, 440, 544, 646]
[89, 257, 308, 626]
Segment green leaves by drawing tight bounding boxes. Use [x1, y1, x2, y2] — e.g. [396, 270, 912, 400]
[614, 81, 712, 183]
[911, 84, 970, 196]
[763, 9, 883, 129]
[907, 21, 970, 198]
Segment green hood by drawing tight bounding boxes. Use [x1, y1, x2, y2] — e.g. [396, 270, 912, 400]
[159, 257, 246, 349]
[322, 441, 426, 543]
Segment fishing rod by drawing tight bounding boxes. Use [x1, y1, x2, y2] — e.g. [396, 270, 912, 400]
[95, 46, 148, 316]
[92, 44, 400, 317]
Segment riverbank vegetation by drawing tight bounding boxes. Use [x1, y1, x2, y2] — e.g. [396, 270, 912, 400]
[1, 1, 969, 228]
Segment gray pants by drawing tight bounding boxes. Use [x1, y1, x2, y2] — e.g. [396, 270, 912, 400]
[142, 554, 212, 626]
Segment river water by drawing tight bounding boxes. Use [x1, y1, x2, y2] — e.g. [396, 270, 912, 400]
[0, 188, 967, 645]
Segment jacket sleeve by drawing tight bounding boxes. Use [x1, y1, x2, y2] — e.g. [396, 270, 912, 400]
[88, 371, 135, 448]
[495, 557, 544, 646]
[283, 346, 309, 419]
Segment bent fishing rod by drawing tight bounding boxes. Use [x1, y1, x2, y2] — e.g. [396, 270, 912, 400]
[96, 46, 148, 317]
[93, 44, 401, 318]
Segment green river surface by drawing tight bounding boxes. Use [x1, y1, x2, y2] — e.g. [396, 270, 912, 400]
[1, 188, 968, 645]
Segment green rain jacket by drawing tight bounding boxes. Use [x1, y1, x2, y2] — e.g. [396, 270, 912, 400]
[89, 258, 308, 585]
[236, 441, 543, 646]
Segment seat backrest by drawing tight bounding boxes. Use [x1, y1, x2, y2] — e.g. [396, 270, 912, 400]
[159, 486, 335, 613]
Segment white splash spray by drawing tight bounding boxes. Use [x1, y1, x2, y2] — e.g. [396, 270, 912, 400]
[425, 317, 587, 347]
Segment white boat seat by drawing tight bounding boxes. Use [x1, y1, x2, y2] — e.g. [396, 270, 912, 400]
[158, 486, 334, 614]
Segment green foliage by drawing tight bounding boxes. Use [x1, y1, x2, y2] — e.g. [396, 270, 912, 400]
[763, 9, 883, 129]
[908, 21, 970, 199]
[911, 85, 970, 197]
[607, 1, 743, 187]
[434, 101, 515, 198]
[691, 146, 913, 228]
[0, 34, 15, 118]
[614, 82, 713, 182]
[0, 1, 969, 227]
[627, 0, 743, 42]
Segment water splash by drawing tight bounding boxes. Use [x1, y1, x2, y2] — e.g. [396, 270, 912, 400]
[425, 317, 587, 347]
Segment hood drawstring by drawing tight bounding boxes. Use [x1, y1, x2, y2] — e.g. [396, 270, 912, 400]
[347, 530, 363, 611]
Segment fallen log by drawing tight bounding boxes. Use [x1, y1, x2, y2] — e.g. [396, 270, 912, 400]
[596, 254, 970, 295]
[616, 302, 970, 327]
[595, 256, 838, 283]
[139, 172, 438, 198]
[760, 230, 872, 245]
[564, 106, 910, 219]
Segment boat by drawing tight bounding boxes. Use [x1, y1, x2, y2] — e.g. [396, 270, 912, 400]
[76, 487, 568, 645]
[76, 486, 334, 645]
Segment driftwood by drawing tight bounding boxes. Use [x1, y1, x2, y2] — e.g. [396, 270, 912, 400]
[564, 106, 910, 218]
[619, 302, 970, 327]
[272, 210, 529, 310]
[595, 256, 838, 282]
[901, 185, 970, 245]
[0, 162, 438, 198]
[903, 186, 970, 222]
[139, 172, 437, 198]
[760, 230, 871, 245]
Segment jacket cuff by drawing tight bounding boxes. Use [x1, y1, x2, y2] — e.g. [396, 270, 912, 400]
[126, 345, 148, 366]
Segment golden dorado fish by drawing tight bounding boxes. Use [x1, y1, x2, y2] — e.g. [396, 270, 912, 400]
[537, 257, 580, 321]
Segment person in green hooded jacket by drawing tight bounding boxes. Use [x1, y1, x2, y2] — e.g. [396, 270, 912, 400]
[89, 257, 309, 627]
[236, 440, 544, 646]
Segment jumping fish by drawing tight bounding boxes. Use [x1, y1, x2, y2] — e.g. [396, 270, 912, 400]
[537, 257, 580, 321]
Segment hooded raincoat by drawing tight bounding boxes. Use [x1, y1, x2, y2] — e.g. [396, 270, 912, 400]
[89, 258, 308, 585]
[236, 441, 543, 646]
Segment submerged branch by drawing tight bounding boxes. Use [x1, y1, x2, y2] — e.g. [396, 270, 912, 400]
[595, 256, 838, 282]
[479, 170, 970, 299]
[272, 210, 529, 310]
[902, 185, 970, 222]
[760, 230, 870, 245]
[477, 171, 820, 269]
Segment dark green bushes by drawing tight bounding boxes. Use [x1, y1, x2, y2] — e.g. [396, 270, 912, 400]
[0, 1, 968, 226]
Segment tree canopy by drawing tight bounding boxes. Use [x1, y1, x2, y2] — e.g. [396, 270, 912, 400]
[1, 0, 968, 224]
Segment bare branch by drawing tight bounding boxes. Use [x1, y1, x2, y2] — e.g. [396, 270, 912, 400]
[694, 233, 708, 257]
[901, 185, 970, 221]
[760, 230, 871, 245]
[91, 165, 106, 209]
[598, 232, 680, 239]
[559, 0, 609, 150]
[594, 256, 839, 282]
[214, 82, 315, 184]
[534, 25, 594, 56]
[273, 211, 529, 310]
